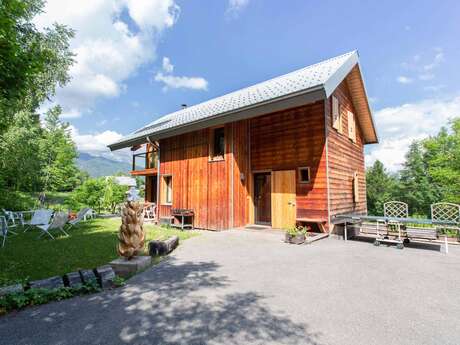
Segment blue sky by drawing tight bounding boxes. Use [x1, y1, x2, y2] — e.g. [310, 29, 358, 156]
[36, 0, 460, 170]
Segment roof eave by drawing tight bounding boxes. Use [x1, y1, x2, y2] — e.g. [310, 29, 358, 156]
[108, 86, 327, 151]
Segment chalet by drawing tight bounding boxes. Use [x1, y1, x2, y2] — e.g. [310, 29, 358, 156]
[108, 51, 378, 232]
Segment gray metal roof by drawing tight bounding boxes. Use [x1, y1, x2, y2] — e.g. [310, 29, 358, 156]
[109, 50, 374, 150]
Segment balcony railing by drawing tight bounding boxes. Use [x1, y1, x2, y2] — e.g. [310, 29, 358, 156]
[132, 151, 158, 172]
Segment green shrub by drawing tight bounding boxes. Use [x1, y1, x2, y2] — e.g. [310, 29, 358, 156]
[0, 282, 103, 315]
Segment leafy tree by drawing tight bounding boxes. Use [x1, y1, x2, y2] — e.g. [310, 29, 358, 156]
[40, 106, 80, 191]
[423, 119, 460, 204]
[0, 0, 74, 133]
[366, 160, 398, 215]
[69, 178, 106, 213]
[396, 142, 440, 216]
[69, 178, 128, 213]
[0, 111, 43, 191]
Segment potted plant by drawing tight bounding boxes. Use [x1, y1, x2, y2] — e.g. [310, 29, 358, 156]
[285, 226, 307, 244]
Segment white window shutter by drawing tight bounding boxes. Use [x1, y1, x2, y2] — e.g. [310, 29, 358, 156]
[332, 96, 340, 131]
[353, 171, 360, 203]
[348, 110, 356, 142]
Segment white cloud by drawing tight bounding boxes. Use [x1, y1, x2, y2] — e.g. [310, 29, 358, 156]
[70, 125, 131, 162]
[399, 49, 445, 84]
[35, 0, 180, 118]
[155, 73, 208, 91]
[162, 57, 174, 73]
[419, 73, 434, 81]
[423, 52, 444, 71]
[226, 0, 249, 17]
[423, 84, 446, 92]
[397, 76, 413, 84]
[154, 56, 208, 91]
[366, 96, 460, 171]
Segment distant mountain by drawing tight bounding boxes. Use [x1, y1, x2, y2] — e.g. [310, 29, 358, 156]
[77, 152, 132, 177]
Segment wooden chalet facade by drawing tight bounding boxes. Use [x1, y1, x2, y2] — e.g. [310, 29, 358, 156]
[109, 51, 378, 232]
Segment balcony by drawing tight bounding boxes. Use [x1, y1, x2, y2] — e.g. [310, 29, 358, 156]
[131, 150, 158, 175]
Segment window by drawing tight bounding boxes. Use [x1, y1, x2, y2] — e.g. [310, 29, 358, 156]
[352, 171, 360, 203]
[347, 110, 356, 143]
[210, 127, 225, 160]
[162, 175, 172, 204]
[332, 96, 341, 132]
[298, 167, 311, 183]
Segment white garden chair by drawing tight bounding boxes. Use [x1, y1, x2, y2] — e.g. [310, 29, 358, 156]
[430, 203, 460, 253]
[143, 203, 157, 222]
[84, 208, 96, 220]
[1, 216, 11, 247]
[23, 209, 53, 232]
[67, 208, 90, 229]
[37, 212, 69, 239]
[1, 209, 22, 230]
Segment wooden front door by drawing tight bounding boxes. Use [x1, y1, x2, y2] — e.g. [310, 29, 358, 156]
[271, 170, 296, 229]
[254, 173, 271, 224]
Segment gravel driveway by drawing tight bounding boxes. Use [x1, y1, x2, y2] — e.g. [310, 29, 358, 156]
[1, 230, 459, 345]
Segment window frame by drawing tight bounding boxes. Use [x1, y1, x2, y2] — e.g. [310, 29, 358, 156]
[298, 167, 311, 184]
[209, 126, 225, 162]
[162, 175, 173, 205]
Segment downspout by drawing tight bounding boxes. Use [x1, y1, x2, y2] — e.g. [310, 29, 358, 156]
[230, 123, 234, 228]
[146, 136, 161, 221]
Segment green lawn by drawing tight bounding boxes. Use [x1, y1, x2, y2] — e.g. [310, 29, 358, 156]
[0, 218, 198, 286]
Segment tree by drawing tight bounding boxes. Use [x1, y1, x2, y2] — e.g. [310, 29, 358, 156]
[0, 110, 43, 191]
[0, 0, 74, 133]
[397, 142, 440, 216]
[40, 106, 80, 191]
[423, 119, 460, 204]
[366, 160, 398, 215]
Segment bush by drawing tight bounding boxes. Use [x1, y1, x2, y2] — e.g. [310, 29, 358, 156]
[68, 177, 128, 213]
[0, 282, 102, 315]
[0, 190, 37, 211]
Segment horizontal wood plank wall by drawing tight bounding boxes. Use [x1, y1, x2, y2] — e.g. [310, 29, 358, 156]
[250, 102, 328, 222]
[159, 127, 231, 230]
[327, 79, 367, 219]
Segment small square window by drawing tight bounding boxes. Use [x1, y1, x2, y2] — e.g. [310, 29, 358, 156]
[209, 127, 225, 160]
[298, 167, 310, 183]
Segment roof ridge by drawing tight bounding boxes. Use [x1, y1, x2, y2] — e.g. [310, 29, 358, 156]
[136, 51, 356, 132]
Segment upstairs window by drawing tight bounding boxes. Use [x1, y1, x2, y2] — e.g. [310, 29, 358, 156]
[298, 167, 311, 184]
[332, 96, 342, 132]
[210, 127, 225, 161]
[348, 110, 356, 143]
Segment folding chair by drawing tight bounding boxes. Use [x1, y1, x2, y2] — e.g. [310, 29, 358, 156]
[23, 209, 53, 232]
[67, 208, 90, 229]
[1, 209, 21, 232]
[37, 212, 70, 239]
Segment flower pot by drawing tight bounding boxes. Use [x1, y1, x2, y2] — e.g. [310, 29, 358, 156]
[285, 233, 306, 245]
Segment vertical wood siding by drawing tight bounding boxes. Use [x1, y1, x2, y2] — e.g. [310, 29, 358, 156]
[250, 102, 329, 221]
[326, 80, 367, 217]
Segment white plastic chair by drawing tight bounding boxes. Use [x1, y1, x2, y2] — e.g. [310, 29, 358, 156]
[1, 216, 9, 247]
[84, 208, 96, 220]
[67, 208, 90, 229]
[1, 209, 22, 230]
[23, 209, 53, 232]
[37, 212, 69, 239]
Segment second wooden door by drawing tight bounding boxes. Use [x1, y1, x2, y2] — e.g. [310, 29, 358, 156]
[271, 170, 296, 229]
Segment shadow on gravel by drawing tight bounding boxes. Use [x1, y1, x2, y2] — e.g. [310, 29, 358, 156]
[0, 258, 323, 345]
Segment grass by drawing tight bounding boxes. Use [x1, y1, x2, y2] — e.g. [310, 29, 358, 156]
[0, 218, 199, 287]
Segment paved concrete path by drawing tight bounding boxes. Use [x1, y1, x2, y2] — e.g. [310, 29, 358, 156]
[1, 230, 459, 345]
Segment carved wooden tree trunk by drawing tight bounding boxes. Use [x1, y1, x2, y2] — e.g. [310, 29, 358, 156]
[118, 201, 145, 259]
